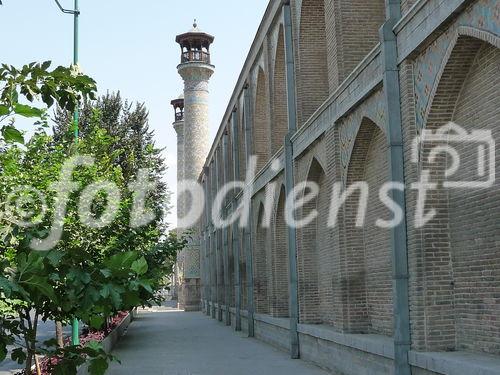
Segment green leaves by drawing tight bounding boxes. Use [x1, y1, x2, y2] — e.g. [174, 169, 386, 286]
[30, 276, 57, 300]
[85, 342, 112, 375]
[131, 256, 148, 275]
[89, 315, 105, 330]
[41, 61, 51, 70]
[11, 348, 27, 364]
[0, 276, 15, 298]
[88, 357, 109, 375]
[0, 105, 9, 116]
[15, 252, 57, 301]
[0, 60, 98, 143]
[104, 251, 137, 276]
[13, 103, 44, 118]
[1, 125, 24, 143]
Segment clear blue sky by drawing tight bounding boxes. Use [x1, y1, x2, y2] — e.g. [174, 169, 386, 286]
[0, 0, 269, 227]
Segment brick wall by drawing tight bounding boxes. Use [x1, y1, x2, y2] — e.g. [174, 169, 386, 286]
[239, 227, 248, 310]
[416, 37, 500, 353]
[217, 228, 225, 306]
[399, 58, 427, 350]
[344, 119, 392, 336]
[228, 226, 235, 307]
[449, 42, 499, 354]
[239, 108, 247, 181]
[324, 0, 385, 90]
[296, 0, 329, 126]
[361, 122, 392, 336]
[254, 202, 270, 314]
[198, 0, 500, 367]
[297, 158, 323, 324]
[254, 68, 272, 171]
[271, 186, 290, 317]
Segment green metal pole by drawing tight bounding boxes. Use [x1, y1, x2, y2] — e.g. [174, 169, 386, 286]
[71, 0, 80, 346]
[73, 0, 79, 143]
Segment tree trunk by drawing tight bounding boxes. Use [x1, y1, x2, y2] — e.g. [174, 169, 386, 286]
[25, 353, 33, 375]
[25, 311, 39, 375]
[22, 310, 33, 375]
[55, 321, 64, 348]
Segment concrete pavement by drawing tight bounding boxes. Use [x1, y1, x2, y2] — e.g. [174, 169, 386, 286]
[108, 306, 332, 375]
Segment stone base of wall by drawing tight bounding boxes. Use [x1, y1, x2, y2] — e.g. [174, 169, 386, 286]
[297, 325, 394, 375]
[201, 296, 500, 375]
[199, 305, 500, 375]
[229, 307, 250, 333]
[254, 314, 291, 352]
[178, 278, 201, 311]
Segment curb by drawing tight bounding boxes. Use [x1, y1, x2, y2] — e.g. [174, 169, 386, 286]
[76, 311, 135, 375]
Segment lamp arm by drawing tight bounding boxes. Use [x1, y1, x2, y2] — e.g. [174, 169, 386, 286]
[54, 0, 79, 15]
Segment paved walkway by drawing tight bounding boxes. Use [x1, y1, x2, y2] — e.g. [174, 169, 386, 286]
[108, 307, 331, 375]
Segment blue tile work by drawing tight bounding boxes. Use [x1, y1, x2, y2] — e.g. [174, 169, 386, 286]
[414, 0, 500, 130]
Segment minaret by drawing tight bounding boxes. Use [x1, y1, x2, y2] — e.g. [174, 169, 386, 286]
[175, 21, 214, 311]
[171, 94, 185, 219]
[170, 94, 184, 302]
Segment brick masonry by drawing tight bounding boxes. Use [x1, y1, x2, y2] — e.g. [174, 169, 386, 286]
[177, 0, 500, 374]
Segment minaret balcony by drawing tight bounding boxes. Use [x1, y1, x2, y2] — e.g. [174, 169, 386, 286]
[181, 50, 211, 64]
[175, 112, 184, 122]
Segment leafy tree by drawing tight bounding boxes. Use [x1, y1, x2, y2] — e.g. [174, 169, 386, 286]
[0, 61, 97, 144]
[0, 71, 185, 374]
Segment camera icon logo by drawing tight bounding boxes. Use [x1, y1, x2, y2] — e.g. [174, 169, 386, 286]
[412, 122, 496, 189]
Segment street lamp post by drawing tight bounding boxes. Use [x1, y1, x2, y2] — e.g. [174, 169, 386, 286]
[54, 0, 80, 346]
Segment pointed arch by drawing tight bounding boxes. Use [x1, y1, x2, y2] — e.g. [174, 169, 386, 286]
[298, 157, 327, 324]
[344, 117, 392, 335]
[423, 28, 500, 130]
[418, 34, 500, 354]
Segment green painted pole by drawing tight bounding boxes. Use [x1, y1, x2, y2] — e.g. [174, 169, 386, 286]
[283, 1, 299, 359]
[73, 0, 79, 143]
[242, 84, 255, 337]
[231, 108, 242, 331]
[71, 0, 80, 346]
[380, 2, 411, 374]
